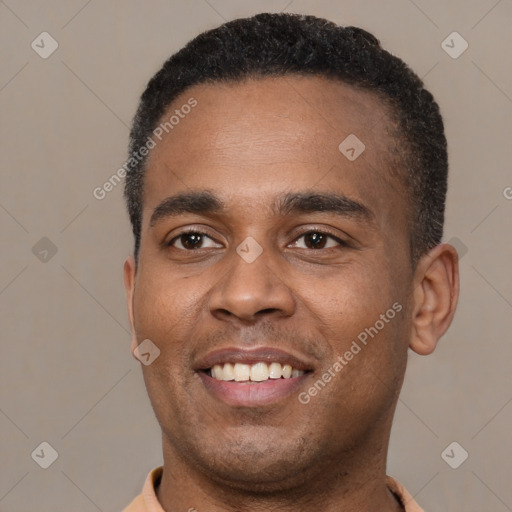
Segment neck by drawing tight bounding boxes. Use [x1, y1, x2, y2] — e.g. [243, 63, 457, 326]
[156, 428, 403, 512]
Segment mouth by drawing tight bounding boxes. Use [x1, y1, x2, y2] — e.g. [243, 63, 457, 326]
[205, 361, 305, 382]
[195, 347, 314, 407]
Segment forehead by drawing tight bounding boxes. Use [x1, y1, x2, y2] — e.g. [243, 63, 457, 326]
[142, 75, 405, 227]
[150, 76, 393, 164]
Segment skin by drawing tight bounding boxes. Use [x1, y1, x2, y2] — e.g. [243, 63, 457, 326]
[124, 76, 459, 512]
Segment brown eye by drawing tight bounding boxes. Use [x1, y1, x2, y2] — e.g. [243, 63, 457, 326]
[304, 232, 327, 249]
[291, 231, 344, 250]
[169, 231, 221, 250]
[179, 233, 203, 249]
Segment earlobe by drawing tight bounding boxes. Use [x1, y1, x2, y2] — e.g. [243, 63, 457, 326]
[409, 243, 460, 355]
[123, 256, 139, 355]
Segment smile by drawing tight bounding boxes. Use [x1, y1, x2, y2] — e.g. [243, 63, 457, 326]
[208, 362, 305, 382]
[196, 347, 313, 406]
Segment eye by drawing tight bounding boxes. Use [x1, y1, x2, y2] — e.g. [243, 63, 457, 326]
[168, 231, 222, 250]
[290, 231, 347, 250]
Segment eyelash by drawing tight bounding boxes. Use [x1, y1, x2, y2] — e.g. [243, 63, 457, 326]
[166, 228, 349, 251]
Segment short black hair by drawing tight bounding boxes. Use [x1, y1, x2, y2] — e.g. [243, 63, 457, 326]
[125, 12, 447, 265]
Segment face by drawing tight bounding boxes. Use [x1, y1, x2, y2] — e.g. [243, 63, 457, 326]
[125, 76, 418, 489]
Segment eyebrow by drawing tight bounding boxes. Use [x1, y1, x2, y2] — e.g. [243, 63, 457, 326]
[149, 190, 374, 227]
[275, 191, 374, 223]
[150, 191, 222, 227]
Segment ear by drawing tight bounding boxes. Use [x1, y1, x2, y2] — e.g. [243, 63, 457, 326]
[123, 256, 139, 356]
[409, 243, 460, 355]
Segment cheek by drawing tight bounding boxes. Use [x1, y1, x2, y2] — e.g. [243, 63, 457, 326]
[134, 264, 199, 328]
[294, 261, 406, 396]
[133, 271, 201, 422]
[303, 297, 406, 446]
[132, 268, 201, 373]
[296, 258, 396, 336]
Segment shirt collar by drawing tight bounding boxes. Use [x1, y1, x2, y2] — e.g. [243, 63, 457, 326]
[137, 467, 424, 512]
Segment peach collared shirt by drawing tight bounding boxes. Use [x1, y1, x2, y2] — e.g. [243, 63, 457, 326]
[123, 467, 424, 512]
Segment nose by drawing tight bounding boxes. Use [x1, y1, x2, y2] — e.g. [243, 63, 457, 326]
[208, 244, 295, 323]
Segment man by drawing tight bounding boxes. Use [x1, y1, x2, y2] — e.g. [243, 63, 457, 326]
[122, 13, 459, 512]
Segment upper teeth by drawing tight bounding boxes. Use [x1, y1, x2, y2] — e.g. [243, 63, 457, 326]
[210, 362, 305, 382]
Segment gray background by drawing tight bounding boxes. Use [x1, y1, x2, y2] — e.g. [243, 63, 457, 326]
[1, 0, 511, 510]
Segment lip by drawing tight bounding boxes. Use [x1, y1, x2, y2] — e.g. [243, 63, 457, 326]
[195, 346, 314, 407]
[194, 346, 313, 372]
[198, 371, 310, 407]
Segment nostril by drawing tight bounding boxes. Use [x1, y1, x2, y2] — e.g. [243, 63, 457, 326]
[257, 308, 280, 316]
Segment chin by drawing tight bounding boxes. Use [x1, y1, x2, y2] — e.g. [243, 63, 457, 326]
[171, 428, 319, 492]
[203, 455, 313, 493]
